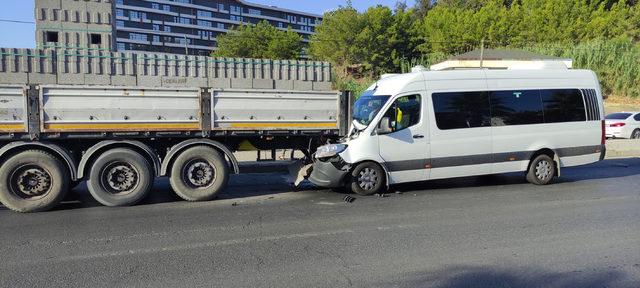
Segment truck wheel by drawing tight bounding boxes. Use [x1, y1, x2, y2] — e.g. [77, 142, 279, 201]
[170, 146, 229, 202]
[350, 162, 385, 196]
[526, 154, 556, 185]
[87, 148, 153, 207]
[0, 150, 69, 213]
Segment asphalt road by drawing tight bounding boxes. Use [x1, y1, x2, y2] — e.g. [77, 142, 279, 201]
[1, 158, 639, 288]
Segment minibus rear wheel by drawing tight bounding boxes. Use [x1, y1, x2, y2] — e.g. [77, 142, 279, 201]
[350, 162, 385, 196]
[526, 154, 556, 185]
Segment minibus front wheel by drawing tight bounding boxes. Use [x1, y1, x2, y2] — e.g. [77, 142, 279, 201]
[350, 162, 386, 196]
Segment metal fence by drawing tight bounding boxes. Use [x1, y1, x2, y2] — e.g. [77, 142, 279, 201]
[0, 48, 333, 90]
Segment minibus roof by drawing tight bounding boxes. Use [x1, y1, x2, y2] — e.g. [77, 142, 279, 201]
[364, 69, 596, 97]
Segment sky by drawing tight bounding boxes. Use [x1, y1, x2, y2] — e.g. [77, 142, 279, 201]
[0, 0, 401, 48]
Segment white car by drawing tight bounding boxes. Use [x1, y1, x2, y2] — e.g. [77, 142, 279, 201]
[605, 112, 640, 139]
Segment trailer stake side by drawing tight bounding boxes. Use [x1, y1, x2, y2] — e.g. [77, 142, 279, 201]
[0, 85, 347, 212]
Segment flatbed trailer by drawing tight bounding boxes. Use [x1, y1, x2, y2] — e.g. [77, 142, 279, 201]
[0, 85, 350, 212]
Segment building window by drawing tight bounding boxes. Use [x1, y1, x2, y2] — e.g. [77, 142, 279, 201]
[217, 23, 225, 29]
[175, 17, 191, 24]
[278, 22, 283, 28]
[164, 26, 171, 32]
[175, 37, 191, 44]
[153, 35, 160, 43]
[153, 24, 160, 31]
[198, 30, 210, 39]
[248, 9, 261, 15]
[45, 31, 59, 43]
[217, 4, 225, 11]
[130, 11, 139, 19]
[287, 15, 297, 23]
[230, 5, 242, 15]
[163, 5, 171, 12]
[152, 3, 160, 10]
[116, 9, 124, 17]
[230, 15, 243, 22]
[116, 20, 125, 27]
[197, 20, 211, 27]
[90, 34, 102, 45]
[129, 33, 148, 41]
[117, 42, 126, 51]
[197, 10, 212, 18]
[116, 0, 124, 5]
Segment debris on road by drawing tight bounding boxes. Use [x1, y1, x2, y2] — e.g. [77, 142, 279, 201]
[375, 193, 389, 198]
[343, 196, 356, 203]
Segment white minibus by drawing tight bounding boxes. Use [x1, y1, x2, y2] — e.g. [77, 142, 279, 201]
[309, 68, 605, 195]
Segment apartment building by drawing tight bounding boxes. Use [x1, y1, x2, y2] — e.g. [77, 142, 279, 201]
[35, 0, 322, 56]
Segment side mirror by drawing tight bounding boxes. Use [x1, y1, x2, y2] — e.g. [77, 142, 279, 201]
[377, 117, 393, 134]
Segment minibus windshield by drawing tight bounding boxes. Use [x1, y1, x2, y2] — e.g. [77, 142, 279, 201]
[353, 95, 391, 127]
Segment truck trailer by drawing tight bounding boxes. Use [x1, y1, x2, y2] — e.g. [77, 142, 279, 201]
[0, 85, 349, 212]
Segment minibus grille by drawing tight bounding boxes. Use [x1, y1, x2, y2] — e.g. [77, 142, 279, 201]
[582, 89, 600, 121]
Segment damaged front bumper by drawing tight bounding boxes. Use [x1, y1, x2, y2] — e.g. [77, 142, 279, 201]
[309, 157, 350, 188]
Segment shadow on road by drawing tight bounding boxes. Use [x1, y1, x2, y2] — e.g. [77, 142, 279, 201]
[392, 158, 640, 193]
[3, 158, 637, 213]
[381, 265, 633, 288]
[53, 173, 312, 211]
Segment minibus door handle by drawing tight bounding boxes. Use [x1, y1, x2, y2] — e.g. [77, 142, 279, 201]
[413, 134, 425, 139]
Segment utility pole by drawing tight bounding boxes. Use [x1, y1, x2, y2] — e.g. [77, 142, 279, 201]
[184, 35, 188, 55]
[479, 39, 485, 69]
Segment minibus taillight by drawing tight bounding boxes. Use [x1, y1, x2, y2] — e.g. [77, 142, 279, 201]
[601, 120, 606, 145]
[609, 122, 626, 127]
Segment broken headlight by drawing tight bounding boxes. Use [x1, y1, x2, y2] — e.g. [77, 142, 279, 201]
[315, 144, 348, 159]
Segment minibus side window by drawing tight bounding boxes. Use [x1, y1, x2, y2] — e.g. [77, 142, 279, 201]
[490, 90, 544, 126]
[432, 92, 490, 130]
[381, 95, 421, 133]
[541, 89, 586, 123]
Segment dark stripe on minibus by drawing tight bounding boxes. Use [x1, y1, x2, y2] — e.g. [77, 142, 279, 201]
[384, 145, 603, 172]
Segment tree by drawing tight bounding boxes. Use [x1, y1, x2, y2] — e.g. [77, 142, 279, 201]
[213, 20, 302, 59]
[355, 6, 397, 75]
[309, 7, 363, 67]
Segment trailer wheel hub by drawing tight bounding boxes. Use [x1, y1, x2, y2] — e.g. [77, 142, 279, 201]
[102, 163, 138, 194]
[12, 166, 52, 198]
[184, 160, 215, 188]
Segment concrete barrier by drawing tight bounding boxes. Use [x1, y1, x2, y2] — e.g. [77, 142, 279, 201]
[606, 140, 640, 158]
[0, 48, 333, 90]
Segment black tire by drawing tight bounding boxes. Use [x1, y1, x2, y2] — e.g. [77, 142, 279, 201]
[0, 150, 69, 213]
[526, 154, 556, 185]
[169, 146, 229, 202]
[631, 129, 640, 139]
[87, 148, 153, 207]
[350, 162, 385, 196]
